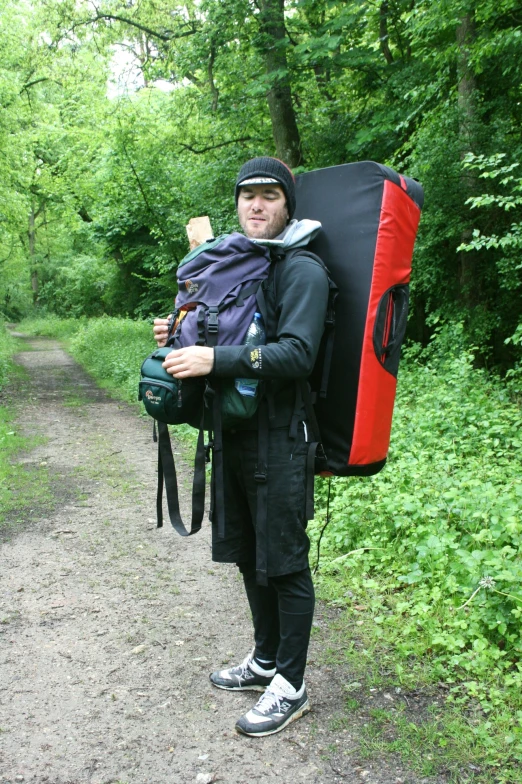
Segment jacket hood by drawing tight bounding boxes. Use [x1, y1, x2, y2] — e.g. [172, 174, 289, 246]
[252, 219, 322, 251]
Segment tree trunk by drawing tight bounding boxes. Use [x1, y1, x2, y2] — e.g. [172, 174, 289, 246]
[379, 2, 394, 65]
[257, 0, 303, 167]
[28, 205, 38, 303]
[456, 12, 479, 306]
[457, 14, 477, 154]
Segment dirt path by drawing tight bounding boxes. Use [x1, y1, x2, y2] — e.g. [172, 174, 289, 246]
[0, 337, 445, 784]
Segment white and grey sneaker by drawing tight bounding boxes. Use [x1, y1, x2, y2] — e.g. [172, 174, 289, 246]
[235, 673, 311, 736]
[210, 650, 276, 692]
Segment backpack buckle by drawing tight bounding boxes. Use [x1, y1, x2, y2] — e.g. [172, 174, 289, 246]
[207, 306, 219, 334]
[254, 464, 267, 483]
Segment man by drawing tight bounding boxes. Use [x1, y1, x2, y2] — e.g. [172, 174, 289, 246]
[153, 157, 329, 737]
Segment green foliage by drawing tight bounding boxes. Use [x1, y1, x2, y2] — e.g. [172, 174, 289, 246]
[0, 324, 19, 392]
[36, 316, 155, 405]
[17, 315, 86, 341]
[311, 329, 522, 725]
[69, 317, 154, 404]
[458, 152, 522, 372]
[0, 0, 521, 363]
[0, 321, 51, 532]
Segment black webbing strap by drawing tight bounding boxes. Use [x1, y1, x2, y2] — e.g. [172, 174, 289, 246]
[231, 281, 261, 309]
[156, 420, 205, 536]
[255, 397, 270, 586]
[320, 327, 335, 398]
[289, 381, 303, 439]
[298, 379, 321, 443]
[313, 476, 332, 574]
[298, 378, 327, 513]
[305, 441, 318, 521]
[319, 277, 338, 397]
[210, 383, 226, 540]
[255, 281, 269, 333]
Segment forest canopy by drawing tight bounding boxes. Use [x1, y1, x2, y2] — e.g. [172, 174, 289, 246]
[1, 0, 521, 370]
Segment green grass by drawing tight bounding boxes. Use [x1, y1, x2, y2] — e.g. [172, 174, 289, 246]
[315, 593, 522, 783]
[310, 327, 522, 782]
[0, 324, 52, 533]
[18, 315, 199, 449]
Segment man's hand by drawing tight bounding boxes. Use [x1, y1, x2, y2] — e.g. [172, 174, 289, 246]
[152, 319, 169, 348]
[162, 346, 214, 378]
[153, 317, 171, 347]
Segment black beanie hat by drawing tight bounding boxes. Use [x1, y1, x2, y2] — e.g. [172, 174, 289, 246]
[235, 156, 296, 218]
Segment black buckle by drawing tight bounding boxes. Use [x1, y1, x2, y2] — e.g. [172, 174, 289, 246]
[207, 306, 219, 334]
[205, 440, 214, 462]
[314, 443, 328, 474]
[254, 464, 267, 483]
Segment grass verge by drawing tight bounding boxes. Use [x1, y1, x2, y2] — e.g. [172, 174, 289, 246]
[17, 315, 198, 449]
[0, 324, 52, 536]
[309, 327, 522, 783]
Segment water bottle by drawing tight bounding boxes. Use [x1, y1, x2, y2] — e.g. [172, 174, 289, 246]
[235, 312, 266, 397]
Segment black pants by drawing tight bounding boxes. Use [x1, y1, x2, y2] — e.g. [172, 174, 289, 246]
[212, 427, 311, 576]
[238, 561, 315, 690]
[212, 427, 314, 688]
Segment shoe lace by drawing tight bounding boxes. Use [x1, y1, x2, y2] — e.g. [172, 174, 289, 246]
[254, 687, 282, 715]
[235, 653, 254, 679]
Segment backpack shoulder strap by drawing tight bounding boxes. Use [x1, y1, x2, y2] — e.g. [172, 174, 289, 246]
[272, 247, 338, 399]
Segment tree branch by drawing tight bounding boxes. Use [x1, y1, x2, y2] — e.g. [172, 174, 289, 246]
[178, 137, 252, 154]
[80, 13, 197, 43]
[21, 78, 50, 92]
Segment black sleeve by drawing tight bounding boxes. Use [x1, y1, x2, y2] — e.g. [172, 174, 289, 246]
[213, 256, 329, 379]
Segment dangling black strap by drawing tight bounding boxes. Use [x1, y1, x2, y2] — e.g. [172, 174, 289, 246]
[299, 379, 322, 445]
[210, 383, 226, 540]
[255, 396, 269, 586]
[313, 476, 332, 574]
[156, 420, 205, 536]
[320, 327, 335, 398]
[305, 441, 317, 521]
[298, 379, 327, 517]
[289, 382, 303, 440]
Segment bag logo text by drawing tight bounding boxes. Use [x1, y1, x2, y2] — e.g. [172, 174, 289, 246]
[145, 390, 161, 404]
[250, 348, 262, 370]
[185, 279, 199, 294]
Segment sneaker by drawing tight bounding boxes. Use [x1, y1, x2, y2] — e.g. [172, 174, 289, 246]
[235, 673, 311, 737]
[210, 650, 276, 692]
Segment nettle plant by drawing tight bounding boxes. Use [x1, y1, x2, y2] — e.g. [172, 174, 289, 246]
[458, 153, 522, 257]
[458, 152, 522, 378]
[312, 332, 522, 708]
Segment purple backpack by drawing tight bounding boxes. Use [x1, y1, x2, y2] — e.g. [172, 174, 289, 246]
[173, 232, 271, 350]
[139, 233, 271, 539]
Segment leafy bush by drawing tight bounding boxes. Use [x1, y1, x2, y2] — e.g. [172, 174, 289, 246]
[69, 316, 154, 405]
[17, 315, 87, 341]
[0, 322, 19, 392]
[312, 327, 522, 721]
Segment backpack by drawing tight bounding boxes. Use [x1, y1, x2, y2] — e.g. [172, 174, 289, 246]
[139, 232, 271, 537]
[293, 160, 424, 477]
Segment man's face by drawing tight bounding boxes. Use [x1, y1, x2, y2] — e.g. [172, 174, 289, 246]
[237, 183, 289, 240]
